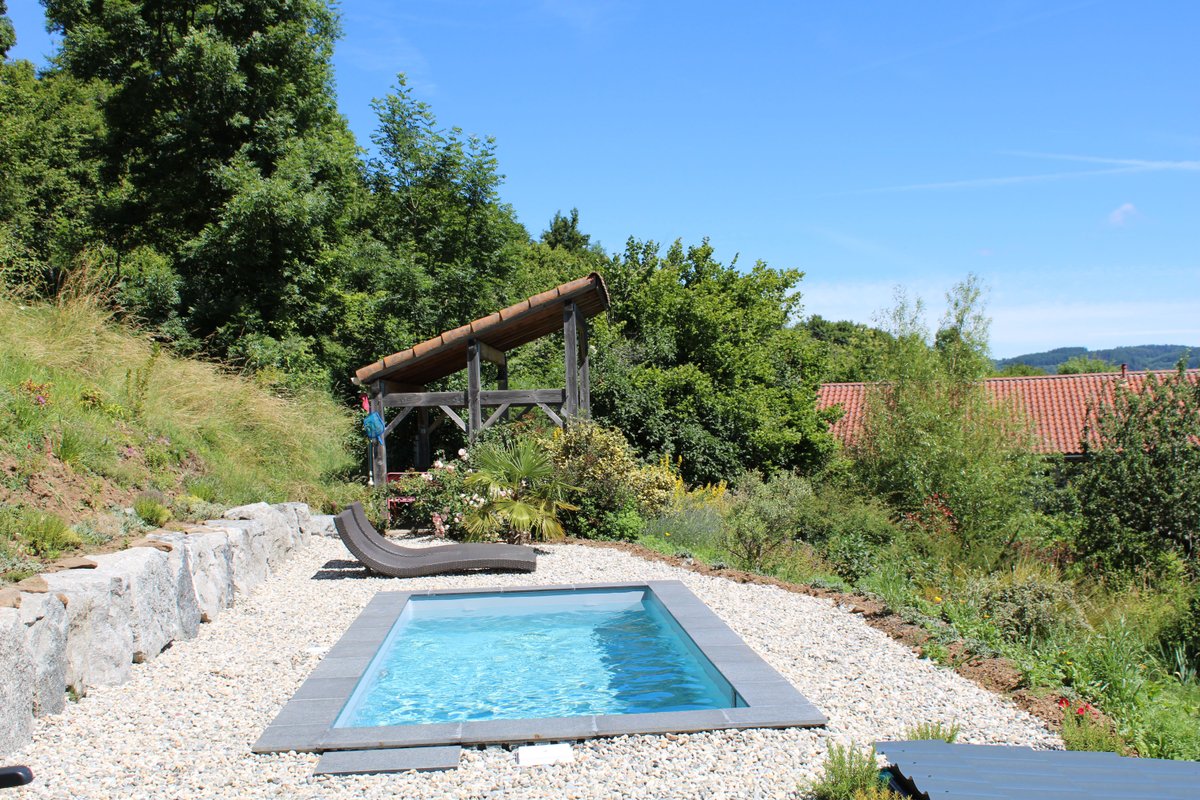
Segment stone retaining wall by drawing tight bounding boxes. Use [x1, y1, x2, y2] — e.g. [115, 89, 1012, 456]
[0, 502, 336, 756]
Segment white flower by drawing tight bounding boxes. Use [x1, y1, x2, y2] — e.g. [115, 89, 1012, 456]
[433, 459, 444, 469]
[458, 448, 468, 458]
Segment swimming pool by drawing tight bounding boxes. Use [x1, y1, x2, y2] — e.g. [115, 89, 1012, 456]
[335, 587, 739, 728]
[254, 581, 825, 755]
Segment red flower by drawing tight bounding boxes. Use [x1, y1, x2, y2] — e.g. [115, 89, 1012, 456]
[1057, 697, 1069, 709]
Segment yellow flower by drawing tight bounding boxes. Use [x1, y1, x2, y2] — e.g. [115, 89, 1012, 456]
[664, 532, 672, 537]
[934, 596, 943, 603]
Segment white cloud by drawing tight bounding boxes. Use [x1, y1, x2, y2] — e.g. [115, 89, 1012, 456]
[1107, 202, 1138, 226]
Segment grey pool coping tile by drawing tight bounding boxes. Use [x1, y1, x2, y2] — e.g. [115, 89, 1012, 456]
[291, 676, 361, 701]
[269, 698, 345, 728]
[321, 722, 464, 749]
[314, 746, 462, 775]
[308, 655, 373, 680]
[254, 580, 826, 755]
[592, 709, 731, 737]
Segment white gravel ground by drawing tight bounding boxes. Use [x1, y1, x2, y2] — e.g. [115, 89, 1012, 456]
[12, 538, 1057, 800]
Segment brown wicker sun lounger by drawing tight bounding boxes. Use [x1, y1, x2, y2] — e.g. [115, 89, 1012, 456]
[333, 502, 536, 577]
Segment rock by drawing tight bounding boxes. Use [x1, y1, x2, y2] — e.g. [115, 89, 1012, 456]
[19, 592, 68, 716]
[306, 514, 338, 538]
[125, 536, 174, 553]
[53, 556, 97, 570]
[92, 548, 181, 663]
[172, 529, 235, 623]
[207, 520, 271, 595]
[0, 607, 35, 755]
[145, 533, 202, 640]
[0, 587, 20, 608]
[223, 504, 294, 560]
[14, 575, 49, 593]
[42, 569, 136, 692]
[273, 502, 314, 548]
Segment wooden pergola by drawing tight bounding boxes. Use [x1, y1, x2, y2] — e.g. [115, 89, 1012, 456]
[352, 273, 610, 485]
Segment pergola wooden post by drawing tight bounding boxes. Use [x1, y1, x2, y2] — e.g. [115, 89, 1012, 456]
[368, 385, 386, 484]
[563, 301, 579, 419]
[354, 273, 610, 485]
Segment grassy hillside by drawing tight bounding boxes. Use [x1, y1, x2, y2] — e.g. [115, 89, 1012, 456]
[997, 344, 1199, 372]
[0, 294, 360, 582]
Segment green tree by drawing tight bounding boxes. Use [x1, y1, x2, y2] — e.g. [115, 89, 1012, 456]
[0, 59, 107, 294]
[593, 237, 835, 483]
[1074, 362, 1200, 572]
[42, 0, 364, 375]
[802, 315, 891, 382]
[542, 208, 593, 253]
[995, 363, 1047, 377]
[0, 1, 16, 59]
[367, 76, 527, 337]
[1058, 356, 1119, 375]
[853, 278, 1043, 542]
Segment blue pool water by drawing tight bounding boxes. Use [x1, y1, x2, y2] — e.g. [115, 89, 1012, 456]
[334, 588, 738, 727]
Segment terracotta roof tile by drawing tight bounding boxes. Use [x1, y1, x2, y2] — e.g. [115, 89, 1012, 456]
[817, 370, 1200, 456]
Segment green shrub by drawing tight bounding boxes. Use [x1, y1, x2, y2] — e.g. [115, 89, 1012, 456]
[547, 421, 677, 539]
[2, 508, 82, 556]
[1072, 365, 1200, 574]
[811, 743, 887, 800]
[465, 439, 577, 545]
[1160, 581, 1200, 665]
[184, 476, 220, 503]
[601, 502, 645, 542]
[969, 566, 1085, 644]
[386, 457, 472, 537]
[822, 530, 876, 584]
[133, 494, 172, 527]
[723, 469, 813, 570]
[644, 492, 727, 556]
[902, 721, 960, 743]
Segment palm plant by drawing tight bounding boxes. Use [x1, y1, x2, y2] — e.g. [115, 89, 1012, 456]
[464, 439, 578, 545]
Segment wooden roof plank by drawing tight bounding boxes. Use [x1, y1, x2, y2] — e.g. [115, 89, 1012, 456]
[355, 273, 609, 386]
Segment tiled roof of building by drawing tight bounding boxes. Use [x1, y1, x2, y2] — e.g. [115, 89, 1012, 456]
[817, 369, 1200, 455]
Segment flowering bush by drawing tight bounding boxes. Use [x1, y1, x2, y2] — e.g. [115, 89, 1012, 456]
[1057, 697, 1125, 753]
[385, 452, 479, 539]
[546, 421, 678, 540]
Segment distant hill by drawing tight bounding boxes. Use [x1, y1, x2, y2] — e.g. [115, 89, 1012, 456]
[996, 344, 1199, 372]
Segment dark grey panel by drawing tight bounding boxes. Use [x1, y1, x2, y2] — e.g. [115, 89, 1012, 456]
[877, 740, 1200, 800]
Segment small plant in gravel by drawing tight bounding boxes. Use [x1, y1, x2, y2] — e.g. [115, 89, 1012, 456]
[902, 721, 960, 742]
[850, 785, 902, 800]
[810, 743, 888, 800]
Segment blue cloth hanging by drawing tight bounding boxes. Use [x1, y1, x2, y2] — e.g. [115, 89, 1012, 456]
[362, 410, 385, 443]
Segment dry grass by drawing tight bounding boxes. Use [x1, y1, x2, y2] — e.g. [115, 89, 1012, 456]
[0, 293, 359, 518]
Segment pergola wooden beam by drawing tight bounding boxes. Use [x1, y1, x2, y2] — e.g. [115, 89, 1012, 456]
[358, 275, 608, 484]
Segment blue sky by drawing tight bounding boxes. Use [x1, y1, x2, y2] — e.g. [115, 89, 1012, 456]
[7, 0, 1198, 357]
